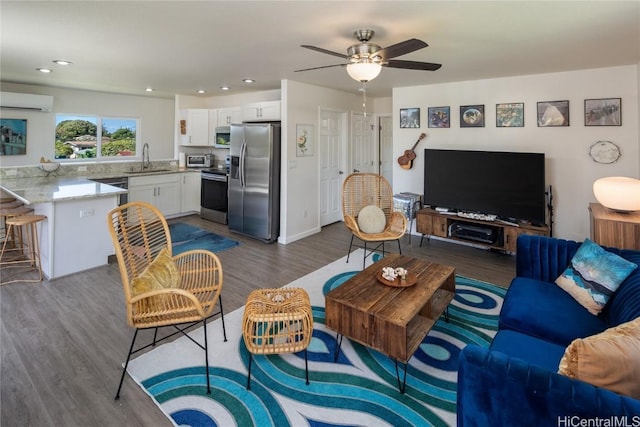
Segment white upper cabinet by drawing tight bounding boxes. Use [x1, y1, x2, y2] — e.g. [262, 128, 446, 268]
[242, 101, 281, 122]
[218, 107, 241, 126]
[183, 109, 210, 146]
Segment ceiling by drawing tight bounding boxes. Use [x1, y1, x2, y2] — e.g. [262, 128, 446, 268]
[1, 1, 639, 99]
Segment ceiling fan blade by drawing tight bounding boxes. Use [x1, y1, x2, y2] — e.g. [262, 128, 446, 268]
[376, 38, 428, 60]
[294, 63, 347, 72]
[301, 45, 347, 59]
[385, 59, 442, 71]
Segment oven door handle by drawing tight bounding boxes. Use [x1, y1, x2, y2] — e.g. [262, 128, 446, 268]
[202, 174, 227, 182]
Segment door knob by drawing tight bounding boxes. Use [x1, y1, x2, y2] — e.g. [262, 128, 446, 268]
[353, 169, 360, 173]
[338, 170, 344, 175]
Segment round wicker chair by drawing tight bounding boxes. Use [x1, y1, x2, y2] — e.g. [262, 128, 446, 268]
[342, 173, 407, 268]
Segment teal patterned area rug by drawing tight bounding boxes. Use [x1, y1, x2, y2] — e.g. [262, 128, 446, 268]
[126, 250, 506, 427]
[169, 222, 239, 255]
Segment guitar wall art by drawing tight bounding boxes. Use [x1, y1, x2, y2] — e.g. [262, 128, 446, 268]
[397, 133, 427, 170]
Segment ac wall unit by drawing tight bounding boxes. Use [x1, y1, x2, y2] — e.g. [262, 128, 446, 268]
[0, 91, 54, 112]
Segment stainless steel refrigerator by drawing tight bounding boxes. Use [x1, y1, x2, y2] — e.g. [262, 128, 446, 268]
[228, 123, 281, 242]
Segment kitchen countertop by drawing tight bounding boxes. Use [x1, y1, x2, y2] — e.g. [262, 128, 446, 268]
[0, 168, 203, 204]
[1, 177, 128, 204]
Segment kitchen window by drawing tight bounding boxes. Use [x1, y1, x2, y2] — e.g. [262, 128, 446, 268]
[55, 114, 139, 160]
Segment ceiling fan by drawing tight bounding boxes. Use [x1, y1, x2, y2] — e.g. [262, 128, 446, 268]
[295, 29, 441, 82]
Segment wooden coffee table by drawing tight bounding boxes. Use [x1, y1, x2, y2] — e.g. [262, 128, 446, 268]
[325, 254, 455, 393]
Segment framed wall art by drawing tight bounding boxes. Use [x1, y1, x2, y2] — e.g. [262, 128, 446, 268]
[584, 98, 621, 126]
[496, 103, 524, 127]
[427, 106, 450, 128]
[296, 123, 314, 157]
[0, 118, 27, 155]
[400, 108, 420, 128]
[537, 100, 569, 127]
[460, 105, 484, 128]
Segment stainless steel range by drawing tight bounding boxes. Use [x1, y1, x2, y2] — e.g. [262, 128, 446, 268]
[200, 169, 228, 224]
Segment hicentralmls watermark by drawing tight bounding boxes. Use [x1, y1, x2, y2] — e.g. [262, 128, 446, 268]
[558, 416, 640, 427]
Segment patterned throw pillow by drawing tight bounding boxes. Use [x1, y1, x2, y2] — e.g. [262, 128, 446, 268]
[131, 247, 180, 311]
[558, 317, 640, 399]
[555, 239, 637, 315]
[357, 205, 386, 234]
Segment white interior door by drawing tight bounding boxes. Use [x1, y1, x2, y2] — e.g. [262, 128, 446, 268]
[379, 115, 393, 186]
[351, 113, 375, 174]
[319, 109, 346, 226]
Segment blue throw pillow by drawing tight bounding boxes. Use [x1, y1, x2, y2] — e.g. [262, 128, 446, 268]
[555, 239, 638, 315]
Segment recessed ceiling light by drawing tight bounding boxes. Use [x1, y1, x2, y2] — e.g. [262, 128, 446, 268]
[220, 86, 230, 91]
[197, 89, 206, 94]
[145, 87, 154, 92]
[242, 79, 255, 83]
[53, 60, 72, 65]
[36, 68, 52, 73]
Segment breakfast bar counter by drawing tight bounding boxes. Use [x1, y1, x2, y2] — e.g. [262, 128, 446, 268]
[1, 177, 126, 280]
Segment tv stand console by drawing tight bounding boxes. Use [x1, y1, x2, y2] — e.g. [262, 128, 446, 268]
[416, 208, 550, 253]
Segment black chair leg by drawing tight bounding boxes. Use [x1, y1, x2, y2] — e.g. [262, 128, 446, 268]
[203, 319, 210, 394]
[246, 353, 253, 390]
[346, 235, 355, 263]
[218, 295, 227, 342]
[362, 241, 367, 269]
[397, 239, 402, 255]
[115, 329, 138, 400]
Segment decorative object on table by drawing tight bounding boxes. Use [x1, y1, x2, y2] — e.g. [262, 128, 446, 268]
[496, 102, 524, 127]
[427, 106, 450, 128]
[296, 123, 314, 157]
[537, 100, 569, 127]
[459, 105, 485, 127]
[585, 98, 621, 126]
[377, 266, 417, 287]
[126, 251, 505, 427]
[593, 176, 640, 212]
[397, 132, 427, 170]
[400, 108, 420, 128]
[589, 140, 621, 164]
[39, 158, 60, 175]
[0, 118, 27, 156]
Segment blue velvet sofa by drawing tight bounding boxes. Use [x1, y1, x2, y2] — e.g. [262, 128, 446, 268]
[457, 235, 640, 426]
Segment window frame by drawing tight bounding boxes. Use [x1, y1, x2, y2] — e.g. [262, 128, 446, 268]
[54, 113, 140, 162]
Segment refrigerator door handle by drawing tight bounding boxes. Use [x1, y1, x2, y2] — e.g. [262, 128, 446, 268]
[240, 142, 247, 188]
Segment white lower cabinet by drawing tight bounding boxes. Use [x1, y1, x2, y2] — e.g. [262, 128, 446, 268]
[129, 173, 181, 216]
[180, 171, 201, 213]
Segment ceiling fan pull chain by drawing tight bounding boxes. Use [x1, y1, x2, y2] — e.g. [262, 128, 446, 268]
[362, 82, 367, 117]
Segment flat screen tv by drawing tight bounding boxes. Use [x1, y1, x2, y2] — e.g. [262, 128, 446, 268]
[424, 149, 546, 225]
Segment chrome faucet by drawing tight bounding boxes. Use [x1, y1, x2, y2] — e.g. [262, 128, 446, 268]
[142, 143, 150, 169]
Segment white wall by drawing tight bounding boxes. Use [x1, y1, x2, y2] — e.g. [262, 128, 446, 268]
[393, 65, 639, 241]
[0, 82, 175, 167]
[279, 79, 363, 243]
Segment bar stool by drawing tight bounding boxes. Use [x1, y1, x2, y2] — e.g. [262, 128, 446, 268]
[0, 214, 46, 285]
[0, 205, 33, 249]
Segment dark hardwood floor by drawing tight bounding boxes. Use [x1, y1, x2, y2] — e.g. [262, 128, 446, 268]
[1, 217, 515, 426]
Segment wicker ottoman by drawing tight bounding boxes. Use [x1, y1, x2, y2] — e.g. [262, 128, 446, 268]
[242, 288, 313, 390]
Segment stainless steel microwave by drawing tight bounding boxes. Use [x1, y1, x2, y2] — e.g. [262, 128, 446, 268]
[186, 154, 212, 168]
[214, 126, 231, 148]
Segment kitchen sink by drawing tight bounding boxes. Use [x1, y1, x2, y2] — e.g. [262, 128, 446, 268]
[127, 169, 172, 174]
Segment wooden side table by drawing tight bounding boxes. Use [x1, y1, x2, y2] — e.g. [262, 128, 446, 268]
[589, 203, 640, 250]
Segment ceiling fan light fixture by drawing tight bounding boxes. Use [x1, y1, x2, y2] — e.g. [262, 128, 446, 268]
[346, 62, 382, 83]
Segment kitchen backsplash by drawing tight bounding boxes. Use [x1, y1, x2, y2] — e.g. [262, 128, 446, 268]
[0, 160, 179, 179]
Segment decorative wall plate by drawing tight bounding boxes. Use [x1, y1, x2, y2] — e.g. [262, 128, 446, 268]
[589, 141, 621, 164]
